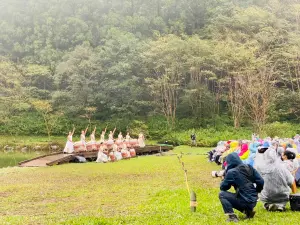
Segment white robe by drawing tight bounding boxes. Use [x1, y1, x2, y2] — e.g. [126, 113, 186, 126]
[138, 134, 145, 148]
[64, 135, 74, 153]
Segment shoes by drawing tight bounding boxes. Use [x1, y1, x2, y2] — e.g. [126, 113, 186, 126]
[245, 210, 256, 219]
[263, 203, 269, 210]
[227, 214, 239, 223]
[277, 206, 285, 212]
[268, 204, 278, 211]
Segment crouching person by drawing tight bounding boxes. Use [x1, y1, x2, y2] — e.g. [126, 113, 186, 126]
[256, 149, 294, 211]
[219, 153, 264, 222]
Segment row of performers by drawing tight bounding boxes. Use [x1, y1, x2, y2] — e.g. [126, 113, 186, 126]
[63, 126, 146, 154]
[95, 140, 137, 163]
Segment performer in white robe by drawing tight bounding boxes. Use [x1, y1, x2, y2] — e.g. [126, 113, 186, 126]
[113, 142, 122, 160]
[107, 127, 116, 145]
[125, 132, 131, 142]
[138, 132, 146, 148]
[118, 132, 123, 141]
[64, 127, 75, 154]
[99, 126, 107, 143]
[90, 127, 96, 143]
[96, 145, 108, 163]
[80, 126, 88, 150]
[108, 127, 116, 141]
[121, 141, 130, 158]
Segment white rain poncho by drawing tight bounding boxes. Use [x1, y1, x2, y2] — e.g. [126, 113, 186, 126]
[255, 149, 294, 204]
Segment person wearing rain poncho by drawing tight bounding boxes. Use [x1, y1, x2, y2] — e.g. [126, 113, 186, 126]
[219, 141, 239, 166]
[208, 141, 227, 164]
[243, 142, 260, 167]
[255, 148, 294, 211]
[238, 143, 250, 160]
[219, 153, 264, 222]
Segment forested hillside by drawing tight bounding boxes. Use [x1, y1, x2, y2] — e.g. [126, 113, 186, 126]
[1, 0, 300, 139]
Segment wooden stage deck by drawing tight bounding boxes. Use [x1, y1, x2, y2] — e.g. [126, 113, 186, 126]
[18, 145, 173, 167]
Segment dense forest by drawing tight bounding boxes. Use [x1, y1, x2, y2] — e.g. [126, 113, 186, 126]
[1, 0, 300, 141]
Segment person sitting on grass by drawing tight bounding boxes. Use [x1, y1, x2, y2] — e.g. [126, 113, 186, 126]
[219, 152, 264, 222]
[96, 143, 108, 163]
[282, 150, 298, 176]
[255, 149, 294, 212]
[243, 141, 260, 167]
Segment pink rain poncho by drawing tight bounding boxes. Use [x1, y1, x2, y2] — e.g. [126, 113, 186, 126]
[238, 143, 250, 160]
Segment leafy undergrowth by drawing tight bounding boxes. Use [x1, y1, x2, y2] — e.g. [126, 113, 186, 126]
[0, 146, 299, 224]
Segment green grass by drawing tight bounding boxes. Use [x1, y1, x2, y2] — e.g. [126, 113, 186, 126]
[0, 146, 299, 224]
[0, 135, 66, 147]
[0, 152, 37, 168]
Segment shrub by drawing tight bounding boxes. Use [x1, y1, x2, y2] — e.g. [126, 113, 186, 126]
[262, 122, 298, 138]
[161, 128, 252, 147]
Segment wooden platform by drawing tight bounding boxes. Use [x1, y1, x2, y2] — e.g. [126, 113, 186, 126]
[19, 153, 75, 167]
[135, 145, 173, 155]
[18, 145, 173, 167]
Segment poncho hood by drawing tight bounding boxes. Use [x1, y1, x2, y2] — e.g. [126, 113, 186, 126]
[226, 152, 243, 171]
[249, 142, 259, 153]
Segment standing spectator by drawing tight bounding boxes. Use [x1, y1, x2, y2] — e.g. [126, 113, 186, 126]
[191, 133, 196, 147]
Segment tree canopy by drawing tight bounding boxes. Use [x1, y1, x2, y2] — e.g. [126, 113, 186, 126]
[1, 0, 300, 136]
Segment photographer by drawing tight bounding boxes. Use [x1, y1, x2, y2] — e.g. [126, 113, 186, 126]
[219, 153, 264, 222]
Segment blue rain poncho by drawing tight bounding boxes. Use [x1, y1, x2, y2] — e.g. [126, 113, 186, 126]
[243, 142, 259, 167]
[255, 149, 294, 204]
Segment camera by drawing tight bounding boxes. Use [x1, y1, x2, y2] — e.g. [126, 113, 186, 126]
[211, 170, 225, 178]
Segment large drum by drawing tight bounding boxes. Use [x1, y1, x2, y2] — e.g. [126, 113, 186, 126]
[121, 149, 130, 159]
[129, 149, 136, 157]
[106, 140, 114, 150]
[131, 139, 138, 147]
[74, 142, 86, 152]
[116, 140, 123, 146]
[96, 142, 102, 149]
[109, 152, 116, 162]
[86, 142, 97, 151]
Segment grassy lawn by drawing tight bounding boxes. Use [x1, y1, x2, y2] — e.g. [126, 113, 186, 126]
[0, 146, 299, 224]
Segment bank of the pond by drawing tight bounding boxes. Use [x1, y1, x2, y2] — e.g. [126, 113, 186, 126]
[0, 153, 38, 168]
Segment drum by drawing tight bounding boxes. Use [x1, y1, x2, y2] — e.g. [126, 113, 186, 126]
[86, 142, 97, 151]
[121, 149, 130, 159]
[74, 142, 86, 152]
[109, 152, 116, 162]
[106, 140, 114, 150]
[107, 140, 114, 145]
[129, 149, 136, 157]
[132, 139, 138, 147]
[96, 142, 101, 149]
[116, 140, 122, 146]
